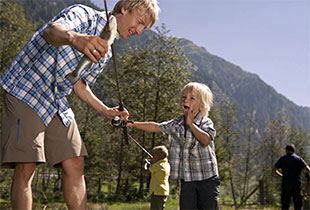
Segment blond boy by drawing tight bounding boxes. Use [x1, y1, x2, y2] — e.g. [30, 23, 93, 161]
[128, 82, 220, 209]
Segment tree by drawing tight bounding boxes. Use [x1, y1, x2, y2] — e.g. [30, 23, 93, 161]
[257, 111, 290, 206]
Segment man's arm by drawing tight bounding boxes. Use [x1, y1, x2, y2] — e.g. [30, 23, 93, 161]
[273, 167, 283, 177]
[73, 79, 128, 120]
[43, 22, 108, 63]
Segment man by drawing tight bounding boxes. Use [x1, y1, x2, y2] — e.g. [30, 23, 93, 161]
[273, 144, 310, 210]
[0, 0, 160, 209]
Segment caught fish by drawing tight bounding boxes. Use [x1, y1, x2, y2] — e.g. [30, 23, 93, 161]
[66, 15, 118, 84]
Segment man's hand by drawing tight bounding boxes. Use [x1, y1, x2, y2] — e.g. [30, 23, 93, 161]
[102, 106, 129, 121]
[70, 33, 109, 63]
[43, 22, 109, 63]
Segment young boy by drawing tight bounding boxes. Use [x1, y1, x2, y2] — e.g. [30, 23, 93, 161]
[144, 145, 170, 210]
[127, 82, 220, 210]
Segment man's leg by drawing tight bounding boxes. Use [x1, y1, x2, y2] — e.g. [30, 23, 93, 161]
[281, 183, 292, 210]
[11, 163, 36, 210]
[292, 182, 303, 210]
[62, 156, 87, 209]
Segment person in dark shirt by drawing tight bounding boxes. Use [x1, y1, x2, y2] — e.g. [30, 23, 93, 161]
[273, 144, 310, 210]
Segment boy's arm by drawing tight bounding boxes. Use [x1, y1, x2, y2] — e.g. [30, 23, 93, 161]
[188, 123, 212, 146]
[143, 159, 151, 173]
[127, 122, 161, 133]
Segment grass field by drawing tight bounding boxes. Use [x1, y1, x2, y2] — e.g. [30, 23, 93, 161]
[1, 197, 282, 210]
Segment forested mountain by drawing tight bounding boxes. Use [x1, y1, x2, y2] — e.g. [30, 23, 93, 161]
[9, 0, 310, 132]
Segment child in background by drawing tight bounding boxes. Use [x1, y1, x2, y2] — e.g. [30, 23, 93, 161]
[144, 145, 170, 210]
[128, 82, 220, 210]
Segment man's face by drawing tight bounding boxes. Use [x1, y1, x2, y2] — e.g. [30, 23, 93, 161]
[116, 8, 151, 40]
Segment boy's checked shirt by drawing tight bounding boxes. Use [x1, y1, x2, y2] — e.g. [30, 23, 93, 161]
[159, 114, 219, 182]
[0, 5, 112, 127]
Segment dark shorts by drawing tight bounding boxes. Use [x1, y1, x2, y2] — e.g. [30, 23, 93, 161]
[180, 176, 221, 210]
[0, 92, 88, 168]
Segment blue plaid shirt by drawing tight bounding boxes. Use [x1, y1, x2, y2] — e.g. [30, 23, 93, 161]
[159, 114, 219, 182]
[0, 5, 112, 127]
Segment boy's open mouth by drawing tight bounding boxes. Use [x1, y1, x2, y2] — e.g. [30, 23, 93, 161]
[184, 105, 190, 110]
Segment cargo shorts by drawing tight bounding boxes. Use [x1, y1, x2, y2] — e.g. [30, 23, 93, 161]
[0, 92, 88, 168]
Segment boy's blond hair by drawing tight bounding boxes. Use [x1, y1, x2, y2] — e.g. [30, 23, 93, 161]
[151, 145, 168, 159]
[180, 82, 213, 117]
[112, 0, 160, 28]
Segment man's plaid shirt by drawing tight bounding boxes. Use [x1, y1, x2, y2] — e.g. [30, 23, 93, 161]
[159, 114, 219, 182]
[0, 5, 112, 127]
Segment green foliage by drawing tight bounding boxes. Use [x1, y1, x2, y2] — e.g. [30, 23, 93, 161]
[8, 0, 100, 28]
[0, 1, 36, 73]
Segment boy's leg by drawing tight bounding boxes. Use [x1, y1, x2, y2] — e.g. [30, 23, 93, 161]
[180, 180, 198, 210]
[197, 176, 221, 210]
[62, 157, 87, 210]
[150, 193, 168, 210]
[11, 163, 36, 210]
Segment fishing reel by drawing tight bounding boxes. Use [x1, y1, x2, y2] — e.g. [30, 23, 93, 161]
[111, 116, 134, 128]
[111, 116, 126, 128]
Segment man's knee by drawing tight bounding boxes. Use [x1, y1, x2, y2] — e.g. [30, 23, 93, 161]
[14, 163, 36, 184]
[62, 157, 84, 177]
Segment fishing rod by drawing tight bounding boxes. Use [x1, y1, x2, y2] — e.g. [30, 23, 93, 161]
[103, 0, 129, 144]
[128, 133, 153, 159]
[66, 0, 129, 144]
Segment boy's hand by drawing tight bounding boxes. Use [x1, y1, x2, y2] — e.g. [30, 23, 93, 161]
[126, 120, 134, 127]
[186, 107, 199, 126]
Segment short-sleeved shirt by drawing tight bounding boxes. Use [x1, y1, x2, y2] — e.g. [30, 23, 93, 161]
[149, 158, 170, 196]
[0, 4, 112, 127]
[275, 153, 307, 183]
[159, 114, 218, 182]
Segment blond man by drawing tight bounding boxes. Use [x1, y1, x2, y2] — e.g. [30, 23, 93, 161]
[0, 0, 160, 209]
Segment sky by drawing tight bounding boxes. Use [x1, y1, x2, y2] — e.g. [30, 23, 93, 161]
[92, 0, 310, 107]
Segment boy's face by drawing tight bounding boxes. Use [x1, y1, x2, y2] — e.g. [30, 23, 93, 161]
[181, 90, 201, 116]
[115, 8, 151, 40]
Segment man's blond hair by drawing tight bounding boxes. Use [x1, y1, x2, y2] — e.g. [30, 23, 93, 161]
[112, 0, 160, 28]
[180, 82, 213, 117]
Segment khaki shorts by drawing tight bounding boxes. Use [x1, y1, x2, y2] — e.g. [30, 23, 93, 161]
[0, 92, 88, 168]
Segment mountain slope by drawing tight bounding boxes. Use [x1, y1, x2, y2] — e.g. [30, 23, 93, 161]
[178, 38, 310, 130]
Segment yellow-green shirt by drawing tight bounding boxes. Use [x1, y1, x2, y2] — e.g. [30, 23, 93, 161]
[149, 158, 170, 196]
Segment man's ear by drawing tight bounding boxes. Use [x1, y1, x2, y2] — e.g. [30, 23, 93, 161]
[121, 7, 128, 15]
